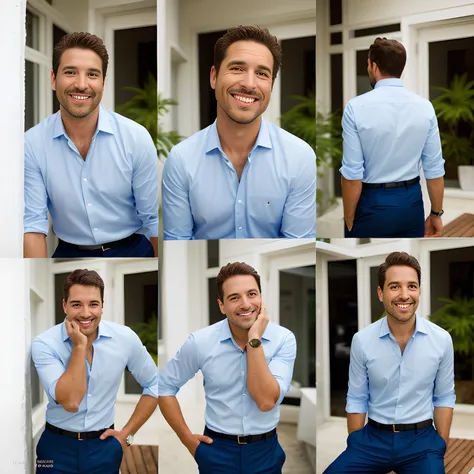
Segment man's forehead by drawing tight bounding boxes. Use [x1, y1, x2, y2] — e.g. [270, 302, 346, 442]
[68, 284, 101, 297]
[223, 275, 258, 293]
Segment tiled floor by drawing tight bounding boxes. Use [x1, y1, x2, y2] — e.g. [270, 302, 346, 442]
[278, 423, 315, 474]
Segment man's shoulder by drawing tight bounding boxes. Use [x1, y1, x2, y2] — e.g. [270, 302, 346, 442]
[24, 112, 59, 142]
[422, 318, 452, 341]
[33, 323, 64, 348]
[266, 321, 294, 340]
[265, 120, 315, 159]
[167, 125, 212, 159]
[354, 318, 383, 341]
[105, 110, 151, 137]
[100, 320, 138, 339]
[191, 319, 225, 342]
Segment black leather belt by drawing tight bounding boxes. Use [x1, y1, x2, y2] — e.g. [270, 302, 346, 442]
[58, 233, 138, 252]
[363, 177, 419, 189]
[205, 426, 277, 445]
[368, 418, 432, 432]
[45, 422, 114, 440]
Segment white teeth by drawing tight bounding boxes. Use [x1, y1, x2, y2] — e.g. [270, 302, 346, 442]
[238, 312, 251, 316]
[234, 95, 256, 104]
[396, 304, 409, 309]
[72, 95, 89, 100]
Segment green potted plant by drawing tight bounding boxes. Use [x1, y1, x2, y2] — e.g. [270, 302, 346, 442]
[431, 73, 474, 191]
[115, 73, 182, 161]
[430, 297, 474, 404]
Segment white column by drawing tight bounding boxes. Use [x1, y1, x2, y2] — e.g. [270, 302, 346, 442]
[0, 2, 26, 257]
[0, 259, 31, 473]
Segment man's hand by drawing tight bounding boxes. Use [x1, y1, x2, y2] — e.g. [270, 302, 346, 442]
[65, 320, 88, 347]
[424, 214, 443, 237]
[182, 433, 213, 458]
[100, 429, 128, 450]
[248, 303, 270, 341]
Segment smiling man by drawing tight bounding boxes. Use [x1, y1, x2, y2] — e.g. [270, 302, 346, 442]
[158, 262, 296, 474]
[162, 25, 316, 240]
[24, 32, 158, 258]
[32, 269, 158, 474]
[324, 252, 455, 474]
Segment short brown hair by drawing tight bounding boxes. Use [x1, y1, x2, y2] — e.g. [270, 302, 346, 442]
[53, 32, 109, 78]
[368, 37, 406, 77]
[378, 252, 421, 289]
[214, 25, 281, 83]
[216, 262, 262, 301]
[63, 269, 105, 303]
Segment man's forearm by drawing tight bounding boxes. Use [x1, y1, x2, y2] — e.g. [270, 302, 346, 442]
[24, 232, 48, 258]
[347, 413, 366, 434]
[246, 346, 280, 412]
[55, 345, 87, 412]
[341, 177, 363, 221]
[121, 395, 158, 437]
[158, 396, 194, 443]
[434, 406, 454, 444]
[426, 177, 444, 212]
[150, 237, 158, 257]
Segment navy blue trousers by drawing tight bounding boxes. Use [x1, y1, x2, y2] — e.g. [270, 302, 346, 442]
[52, 233, 154, 258]
[323, 424, 446, 474]
[194, 429, 286, 474]
[36, 428, 123, 474]
[345, 182, 424, 238]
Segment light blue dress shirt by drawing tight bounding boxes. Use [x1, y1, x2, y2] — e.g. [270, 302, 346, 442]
[32, 321, 158, 432]
[162, 119, 316, 239]
[340, 79, 445, 183]
[346, 315, 455, 424]
[24, 107, 159, 245]
[159, 319, 297, 435]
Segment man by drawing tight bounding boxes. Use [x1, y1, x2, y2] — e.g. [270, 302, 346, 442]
[162, 25, 316, 240]
[159, 262, 296, 473]
[340, 37, 445, 238]
[32, 269, 158, 474]
[324, 252, 455, 474]
[24, 32, 158, 258]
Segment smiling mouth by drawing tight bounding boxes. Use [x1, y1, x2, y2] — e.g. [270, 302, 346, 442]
[231, 93, 258, 105]
[69, 94, 92, 102]
[394, 303, 412, 310]
[236, 309, 256, 317]
[76, 318, 94, 326]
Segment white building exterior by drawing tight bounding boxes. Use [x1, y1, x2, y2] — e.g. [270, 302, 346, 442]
[316, 237, 474, 472]
[316, 0, 474, 237]
[159, 239, 316, 473]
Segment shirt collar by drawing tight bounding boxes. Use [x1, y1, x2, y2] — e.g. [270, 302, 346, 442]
[53, 106, 114, 139]
[205, 118, 273, 156]
[219, 318, 272, 343]
[61, 319, 113, 342]
[379, 314, 428, 339]
[374, 78, 404, 89]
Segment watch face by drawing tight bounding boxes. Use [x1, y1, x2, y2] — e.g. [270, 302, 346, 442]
[249, 338, 262, 348]
[126, 434, 134, 446]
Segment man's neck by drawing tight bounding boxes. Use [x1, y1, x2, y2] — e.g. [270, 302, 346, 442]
[216, 111, 262, 159]
[86, 329, 99, 348]
[387, 314, 416, 340]
[60, 107, 99, 143]
[227, 321, 249, 350]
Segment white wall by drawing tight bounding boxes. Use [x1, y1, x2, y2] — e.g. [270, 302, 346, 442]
[0, 259, 31, 473]
[346, 0, 473, 26]
[0, 1, 26, 258]
[52, 0, 90, 32]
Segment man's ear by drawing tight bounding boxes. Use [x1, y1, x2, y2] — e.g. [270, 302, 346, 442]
[51, 70, 56, 91]
[62, 299, 67, 314]
[217, 298, 225, 315]
[377, 286, 383, 303]
[210, 66, 217, 90]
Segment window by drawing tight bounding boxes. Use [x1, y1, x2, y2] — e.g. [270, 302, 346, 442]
[207, 241, 219, 269]
[329, 0, 342, 26]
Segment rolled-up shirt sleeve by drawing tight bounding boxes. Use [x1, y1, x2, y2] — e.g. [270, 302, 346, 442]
[346, 333, 369, 413]
[268, 331, 297, 405]
[340, 102, 365, 181]
[24, 137, 49, 235]
[421, 106, 445, 180]
[126, 328, 159, 398]
[133, 127, 159, 238]
[31, 338, 66, 403]
[433, 333, 456, 408]
[162, 148, 194, 240]
[159, 334, 200, 396]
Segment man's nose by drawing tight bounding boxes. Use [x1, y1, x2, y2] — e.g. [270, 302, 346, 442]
[239, 71, 257, 91]
[74, 73, 88, 91]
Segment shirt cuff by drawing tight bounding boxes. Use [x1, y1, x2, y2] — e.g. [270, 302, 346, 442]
[142, 386, 158, 398]
[24, 222, 49, 235]
[346, 400, 369, 413]
[157, 385, 179, 397]
[433, 393, 456, 408]
[424, 169, 445, 180]
[340, 165, 364, 181]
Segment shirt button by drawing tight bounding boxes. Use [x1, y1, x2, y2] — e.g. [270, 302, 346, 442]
[88, 203, 92, 206]
[241, 371, 244, 376]
[244, 416, 247, 419]
[83, 178, 87, 182]
[238, 200, 242, 204]
[88, 394, 91, 397]
[93, 228, 98, 231]
[243, 393, 246, 396]
[238, 226, 243, 230]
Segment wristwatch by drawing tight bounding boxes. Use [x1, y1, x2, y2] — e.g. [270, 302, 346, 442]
[126, 434, 134, 446]
[431, 209, 444, 217]
[248, 338, 262, 348]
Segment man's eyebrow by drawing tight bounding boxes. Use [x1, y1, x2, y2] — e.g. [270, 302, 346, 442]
[61, 66, 102, 74]
[386, 281, 418, 286]
[225, 60, 272, 73]
[69, 299, 101, 303]
[226, 288, 258, 299]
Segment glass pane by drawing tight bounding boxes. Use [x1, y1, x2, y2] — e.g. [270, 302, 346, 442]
[26, 10, 40, 50]
[124, 271, 158, 394]
[207, 241, 219, 268]
[54, 273, 70, 325]
[330, 32, 342, 46]
[279, 265, 316, 406]
[430, 247, 474, 405]
[330, 0, 342, 26]
[25, 60, 39, 131]
[328, 260, 357, 416]
[53, 25, 68, 114]
[208, 277, 224, 325]
[352, 24, 401, 39]
[370, 266, 384, 323]
[356, 49, 371, 96]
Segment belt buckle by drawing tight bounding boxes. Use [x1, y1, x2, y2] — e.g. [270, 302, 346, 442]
[237, 435, 247, 445]
[393, 424, 400, 433]
[101, 245, 111, 252]
[77, 432, 83, 441]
